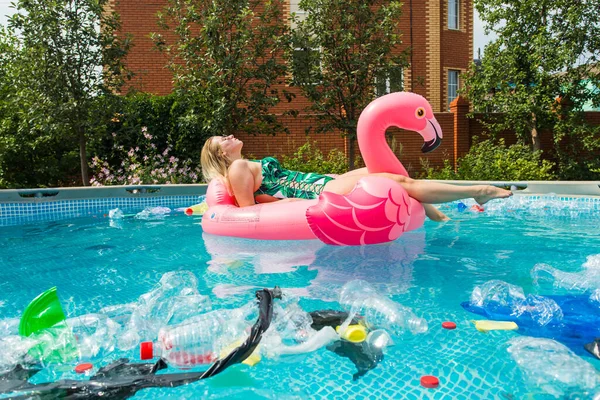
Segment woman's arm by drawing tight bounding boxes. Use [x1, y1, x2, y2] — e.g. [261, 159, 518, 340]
[255, 194, 304, 204]
[255, 194, 281, 203]
[228, 159, 258, 207]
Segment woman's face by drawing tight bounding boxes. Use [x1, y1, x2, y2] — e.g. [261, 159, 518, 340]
[214, 135, 243, 157]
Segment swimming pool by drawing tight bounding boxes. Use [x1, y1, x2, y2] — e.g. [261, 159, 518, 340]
[1, 194, 599, 399]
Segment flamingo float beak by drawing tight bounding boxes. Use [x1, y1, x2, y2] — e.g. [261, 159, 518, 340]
[419, 116, 443, 153]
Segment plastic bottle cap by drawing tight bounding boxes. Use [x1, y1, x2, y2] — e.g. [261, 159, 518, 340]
[140, 341, 154, 360]
[336, 324, 368, 343]
[185, 208, 193, 216]
[420, 375, 439, 388]
[75, 363, 93, 374]
[442, 321, 457, 330]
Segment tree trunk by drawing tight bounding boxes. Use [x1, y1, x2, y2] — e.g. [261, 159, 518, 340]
[79, 130, 89, 186]
[531, 113, 541, 152]
[347, 137, 356, 171]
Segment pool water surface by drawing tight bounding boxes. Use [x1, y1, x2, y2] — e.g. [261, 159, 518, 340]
[0, 195, 599, 399]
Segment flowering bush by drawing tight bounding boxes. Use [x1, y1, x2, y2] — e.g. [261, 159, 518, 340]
[90, 127, 202, 185]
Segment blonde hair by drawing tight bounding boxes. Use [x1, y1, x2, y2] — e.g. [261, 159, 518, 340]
[200, 136, 233, 182]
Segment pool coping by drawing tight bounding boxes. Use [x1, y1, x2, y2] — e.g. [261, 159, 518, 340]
[429, 180, 600, 197]
[1, 181, 598, 227]
[0, 184, 207, 202]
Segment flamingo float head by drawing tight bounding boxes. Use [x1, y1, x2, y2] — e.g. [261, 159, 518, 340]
[357, 92, 443, 156]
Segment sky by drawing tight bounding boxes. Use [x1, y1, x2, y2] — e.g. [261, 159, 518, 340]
[0, 2, 495, 59]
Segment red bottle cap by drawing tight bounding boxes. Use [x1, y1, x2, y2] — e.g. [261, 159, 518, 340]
[185, 208, 193, 216]
[442, 321, 457, 330]
[420, 375, 439, 388]
[74, 363, 93, 374]
[140, 341, 154, 360]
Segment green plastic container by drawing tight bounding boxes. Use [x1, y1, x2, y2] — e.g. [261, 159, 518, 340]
[19, 287, 78, 363]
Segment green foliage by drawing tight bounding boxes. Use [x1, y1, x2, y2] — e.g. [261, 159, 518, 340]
[0, 0, 131, 186]
[281, 141, 350, 175]
[153, 0, 294, 139]
[88, 93, 208, 181]
[552, 116, 600, 180]
[420, 138, 556, 181]
[464, 0, 600, 166]
[289, 0, 407, 168]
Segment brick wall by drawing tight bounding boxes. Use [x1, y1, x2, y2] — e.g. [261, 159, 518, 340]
[113, 0, 472, 114]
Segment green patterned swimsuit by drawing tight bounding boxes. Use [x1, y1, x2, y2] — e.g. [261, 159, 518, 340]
[253, 157, 335, 200]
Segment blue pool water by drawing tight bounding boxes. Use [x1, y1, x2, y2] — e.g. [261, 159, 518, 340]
[1, 195, 599, 399]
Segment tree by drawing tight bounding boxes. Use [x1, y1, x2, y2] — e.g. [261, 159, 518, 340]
[152, 0, 294, 149]
[0, 0, 131, 186]
[464, 0, 600, 177]
[289, 0, 407, 169]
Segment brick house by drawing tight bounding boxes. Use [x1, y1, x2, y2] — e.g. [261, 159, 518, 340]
[108, 0, 473, 171]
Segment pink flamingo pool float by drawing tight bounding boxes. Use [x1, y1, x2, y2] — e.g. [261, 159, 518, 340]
[200, 92, 442, 246]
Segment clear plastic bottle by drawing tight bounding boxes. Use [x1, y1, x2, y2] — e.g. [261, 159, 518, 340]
[140, 304, 255, 368]
[339, 280, 428, 335]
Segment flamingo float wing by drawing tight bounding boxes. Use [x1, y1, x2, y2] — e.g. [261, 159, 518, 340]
[306, 177, 412, 246]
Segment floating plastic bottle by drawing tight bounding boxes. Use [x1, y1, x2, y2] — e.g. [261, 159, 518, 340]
[140, 304, 255, 368]
[339, 280, 428, 335]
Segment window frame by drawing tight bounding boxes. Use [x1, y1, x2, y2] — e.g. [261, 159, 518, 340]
[374, 66, 404, 97]
[447, 69, 460, 109]
[448, 0, 459, 30]
[291, 46, 321, 86]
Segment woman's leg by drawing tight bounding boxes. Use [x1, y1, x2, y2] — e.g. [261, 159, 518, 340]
[423, 203, 450, 222]
[323, 172, 512, 205]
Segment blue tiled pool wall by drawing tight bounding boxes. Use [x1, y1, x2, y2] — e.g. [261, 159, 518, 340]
[0, 195, 206, 226]
[0, 194, 599, 227]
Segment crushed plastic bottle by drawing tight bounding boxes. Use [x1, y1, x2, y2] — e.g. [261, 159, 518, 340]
[507, 337, 600, 398]
[0, 313, 121, 369]
[468, 280, 564, 327]
[470, 280, 526, 307]
[339, 280, 428, 335]
[105, 271, 212, 350]
[0, 334, 38, 373]
[512, 295, 563, 326]
[141, 303, 256, 368]
[532, 254, 600, 292]
[108, 208, 124, 219]
[269, 300, 316, 343]
[135, 206, 171, 220]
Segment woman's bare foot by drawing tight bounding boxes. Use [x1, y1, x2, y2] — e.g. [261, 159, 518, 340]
[424, 203, 451, 222]
[474, 186, 513, 205]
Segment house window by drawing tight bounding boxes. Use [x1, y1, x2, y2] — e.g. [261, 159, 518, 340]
[290, 0, 308, 29]
[447, 70, 460, 109]
[448, 0, 459, 30]
[375, 66, 403, 97]
[291, 47, 320, 85]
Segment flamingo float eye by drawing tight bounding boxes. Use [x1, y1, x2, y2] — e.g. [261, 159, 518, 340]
[415, 107, 426, 119]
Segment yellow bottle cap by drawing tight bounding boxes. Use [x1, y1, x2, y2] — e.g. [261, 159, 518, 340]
[336, 324, 368, 343]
